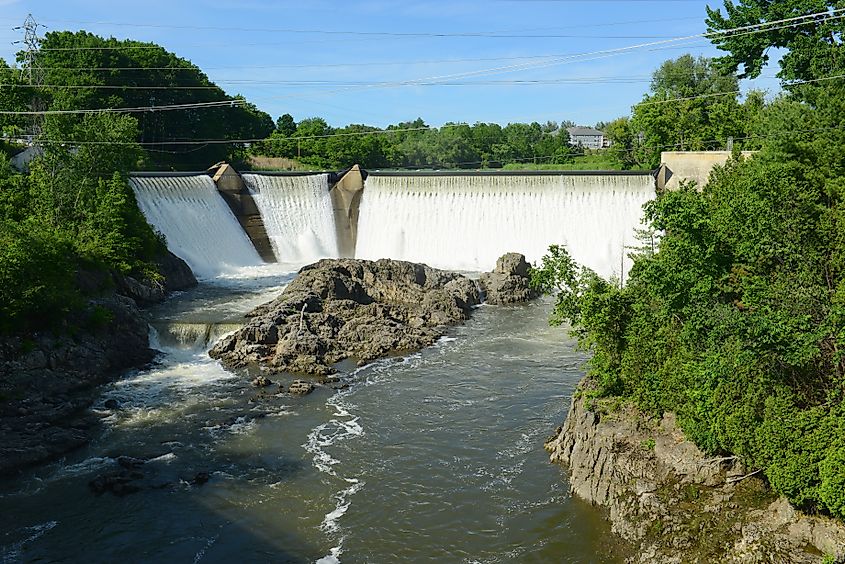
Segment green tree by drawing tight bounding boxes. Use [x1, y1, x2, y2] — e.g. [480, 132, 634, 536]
[706, 0, 845, 82]
[630, 54, 748, 167]
[23, 30, 274, 170]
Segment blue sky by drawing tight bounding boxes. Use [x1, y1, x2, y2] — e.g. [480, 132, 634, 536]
[0, 0, 782, 128]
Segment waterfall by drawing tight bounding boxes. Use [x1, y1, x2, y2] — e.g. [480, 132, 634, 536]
[355, 174, 654, 278]
[130, 175, 262, 279]
[241, 173, 339, 265]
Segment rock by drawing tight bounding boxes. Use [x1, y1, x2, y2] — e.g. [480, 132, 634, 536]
[495, 252, 531, 277]
[157, 251, 197, 292]
[210, 258, 481, 375]
[251, 375, 273, 387]
[88, 472, 143, 497]
[114, 273, 166, 305]
[112, 251, 197, 306]
[189, 471, 210, 486]
[479, 253, 538, 305]
[545, 378, 845, 563]
[116, 456, 146, 470]
[104, 399, 120, 410]
[288, 380, 314, 395]
[0, 294, 154, 476]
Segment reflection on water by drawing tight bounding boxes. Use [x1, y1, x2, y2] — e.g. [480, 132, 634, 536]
[0, 285, 618, 563]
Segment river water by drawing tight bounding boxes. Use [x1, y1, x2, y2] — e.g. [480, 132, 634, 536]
[0, 274, 617, 563]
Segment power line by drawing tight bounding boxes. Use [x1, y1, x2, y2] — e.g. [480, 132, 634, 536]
[0, 99, 245, 115]
[3, 10, 839, 118]
[1, 14, 704, 36]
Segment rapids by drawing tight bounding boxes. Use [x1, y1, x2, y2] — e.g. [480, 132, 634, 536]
[0, 278, 619, 563]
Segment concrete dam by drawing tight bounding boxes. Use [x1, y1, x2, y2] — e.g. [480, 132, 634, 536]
[130, 165, 656, 279]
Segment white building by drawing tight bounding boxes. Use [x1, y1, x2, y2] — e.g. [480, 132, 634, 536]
[566, 126, 606, 150]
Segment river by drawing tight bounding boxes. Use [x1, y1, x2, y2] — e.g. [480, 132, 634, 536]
[0, 273, 618, 563]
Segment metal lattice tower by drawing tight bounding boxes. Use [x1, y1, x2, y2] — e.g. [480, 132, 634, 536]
[13, 14, 46, 140]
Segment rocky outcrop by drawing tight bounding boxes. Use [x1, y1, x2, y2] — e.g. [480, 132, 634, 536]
[0, 295, 154, 475]
[0, 252, 194, 476]
[210, 258, 481, 376]
[479, 252, 537, 305]
[546, 381, 845, 563]
[114, 251, 197, 305]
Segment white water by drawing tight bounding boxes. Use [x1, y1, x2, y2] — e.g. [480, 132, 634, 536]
[130, 175, 263, 279]
[242, 174, 339, 264]
[355, 174, 654, 278]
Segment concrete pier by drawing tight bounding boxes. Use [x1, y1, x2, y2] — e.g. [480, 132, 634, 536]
[210, 163, 277, 262]
[329, 164, 365, 258]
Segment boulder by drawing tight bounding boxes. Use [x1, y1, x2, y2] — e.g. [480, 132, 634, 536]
[210, 258, 481, 376]
[288, 380, 314, 395]
[157, 251, 197, 292]
[479, 253, 538, 305]
[251, 375, 273, 387]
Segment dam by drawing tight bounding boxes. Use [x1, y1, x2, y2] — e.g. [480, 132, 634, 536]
[131, 165, 656, 280]
[1, 165, 654, 562]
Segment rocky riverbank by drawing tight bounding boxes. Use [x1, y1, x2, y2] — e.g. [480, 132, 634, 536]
[0, 251, 197, 475]
[545, 379, 845, 563]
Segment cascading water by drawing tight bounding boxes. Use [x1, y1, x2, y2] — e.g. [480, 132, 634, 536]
[355, 173, 654, 278]
[130, 175, 263, 279]
[242, 174, 339, 265]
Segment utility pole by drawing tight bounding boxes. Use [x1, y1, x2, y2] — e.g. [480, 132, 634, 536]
[13, 14, 46, 142]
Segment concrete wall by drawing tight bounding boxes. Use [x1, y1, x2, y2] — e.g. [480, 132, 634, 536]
[210, 164, 277, 263]
[657, 151, 755, 191]
[329, 165, 365, 258]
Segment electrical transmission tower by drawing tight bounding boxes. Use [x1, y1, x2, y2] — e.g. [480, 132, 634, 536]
[13, 14, 46, 141]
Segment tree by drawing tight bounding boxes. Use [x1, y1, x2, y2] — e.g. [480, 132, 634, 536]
[630, 54, 750, 168]
[276, 113, 297, 136]
[22, 30, 274, 170]
[706, 0, 845, 82]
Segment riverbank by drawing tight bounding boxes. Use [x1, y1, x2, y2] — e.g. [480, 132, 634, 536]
[545, 378, 845, 562]
[0, 252, 197, 475]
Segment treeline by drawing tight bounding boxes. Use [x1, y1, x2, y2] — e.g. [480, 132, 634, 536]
[603, 54, 767, 169]
[2, 30, 274, 170]
[533, 1, 845, 521]
[252, 117, 581, 170]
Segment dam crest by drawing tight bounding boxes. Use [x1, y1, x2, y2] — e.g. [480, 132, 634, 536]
[130, 164, 656, 279]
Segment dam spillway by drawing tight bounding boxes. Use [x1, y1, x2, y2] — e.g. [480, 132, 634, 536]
[241, 173, 339, 265]
[356, 172, 654, 278]
[131, 169, 655, 280]
[130, 174, 263, 279]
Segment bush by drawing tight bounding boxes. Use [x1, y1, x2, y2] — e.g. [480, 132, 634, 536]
[0, 220, 80, 333]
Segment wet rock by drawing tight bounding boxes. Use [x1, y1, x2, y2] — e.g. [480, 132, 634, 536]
[88, 472, 143, 497]
[251, 375, 273, 387]
[288, 380, 314, 395]
[116, 456, 146, 470]
[210, 258, 481, 375]
[0, 294, 154, 476]
[157, 250, 197, 292]
[103, 399, 120, 410]
[479, 253, 537, 305]
[189, 471, 210, 486]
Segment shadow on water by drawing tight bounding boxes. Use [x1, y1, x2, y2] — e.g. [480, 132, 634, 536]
[0, 378, 324, 563]
[2, 295, 623, 563]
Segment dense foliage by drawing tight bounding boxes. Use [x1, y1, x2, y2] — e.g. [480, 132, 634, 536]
[253, 116, 583, 170]
[605, 54, 766, 169]
[0, 109, 165, 333]
[20, 31, 274, 170]
[533, 39, 845, 525]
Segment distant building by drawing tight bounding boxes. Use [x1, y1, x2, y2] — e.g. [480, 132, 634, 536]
[10, 145, 42, 172]
[566, 126, 606, 150]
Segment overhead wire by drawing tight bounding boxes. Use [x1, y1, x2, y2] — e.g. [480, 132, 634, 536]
[1, 9, 840, 120]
